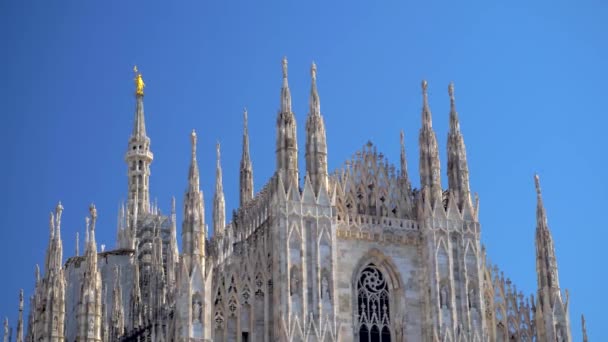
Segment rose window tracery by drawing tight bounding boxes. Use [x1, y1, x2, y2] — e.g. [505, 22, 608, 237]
[357, 264, 391, 342]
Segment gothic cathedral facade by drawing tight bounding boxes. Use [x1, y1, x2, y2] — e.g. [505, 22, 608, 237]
[6, 58, 583, 342]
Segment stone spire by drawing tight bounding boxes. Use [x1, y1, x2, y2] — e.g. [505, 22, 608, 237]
[534, 174, 560, 297]
[37, 203, 66, 342]
[276, 56, 299, 188]
[126, 66, 154, 216]
[129, 261, 142, 330]
[534, 174, 571, 341]
[418, 80, 442, 205]
[582, 314, 588, 342]
[447, 82, 472, 212]
[3, 318, 7, 342]
[240, 108, 254, 206]
[166, 196, 179, 296]
[16, 290, 23, 342]
[111, 266, 125, 340]
[213, 142, 226, 236]
[78, 204, 102, 342]
[182, 130, 206, 274]
[400, 130, 411, 191]
[305, 61, 329, 193]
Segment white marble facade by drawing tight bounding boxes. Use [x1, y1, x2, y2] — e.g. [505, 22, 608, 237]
[10, 59, 581, 342]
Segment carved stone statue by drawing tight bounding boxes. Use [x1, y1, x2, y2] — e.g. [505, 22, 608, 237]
[322, 276, 330, 300]
[134, 66, 145, 96]
[440, 285, 449, 309]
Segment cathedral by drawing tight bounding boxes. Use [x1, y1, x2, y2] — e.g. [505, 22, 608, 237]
[3, 58, 587, 342]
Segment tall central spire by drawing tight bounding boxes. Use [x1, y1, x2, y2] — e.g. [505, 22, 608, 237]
[305, 61, 328, 193]
[213, 142, 226, 236]
[126, 66, 153, 216]
[276, 57, 299, 188]
[240, 108, 254, 205]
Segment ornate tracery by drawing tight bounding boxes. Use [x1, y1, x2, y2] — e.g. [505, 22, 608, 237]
[356, 264, 391, 342]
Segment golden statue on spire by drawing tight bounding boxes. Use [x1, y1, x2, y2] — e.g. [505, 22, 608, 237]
[133, 65, 145, 96]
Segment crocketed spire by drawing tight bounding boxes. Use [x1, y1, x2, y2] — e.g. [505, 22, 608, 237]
[447, 82, 472, 212]
[240, 108, 254, 205]
[276, 57, 299, 187]
[418, 80, 442, 206]
[305, 61, 328, 193]
[213, 142, 226, 235]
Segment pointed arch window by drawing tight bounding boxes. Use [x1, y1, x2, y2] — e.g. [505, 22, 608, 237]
[357, 263, 391, 342]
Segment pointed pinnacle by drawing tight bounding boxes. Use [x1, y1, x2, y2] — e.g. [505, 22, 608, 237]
[89, 203, 97, 230]
[243, 108, 248, 129]
[191, 129, 197, 160]
[448, 82, 460, 133]
[282, 56, 288, 79]
[216, 141, 221, 166]
[534, 173, 542, 197]
[421, 80, 432, 129]
[18, 289, 23, 309]
[48, 212, 55, 239]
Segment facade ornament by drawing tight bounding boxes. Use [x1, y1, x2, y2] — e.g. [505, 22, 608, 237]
[134, 66, 145, 96]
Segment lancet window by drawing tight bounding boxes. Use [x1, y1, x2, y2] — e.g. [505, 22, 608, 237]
[356, 263, 391, 342]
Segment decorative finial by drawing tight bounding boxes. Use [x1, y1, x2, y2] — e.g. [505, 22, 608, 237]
[400, 130, 405, 146]
[534, 174, 542, 196]
[448, 81, 455, 100]
[191, 129, 197, 158]
[55, 201, 63, 235]
[216, 141, 221, 162]
[19, 289, 23, 309]
[311, 61, 317, 81]
[48, 212, 55, 238]
[89, 203, 97, 230]
[582, 314, 588, 342]
[422, 80, 428, 93]
[35, 264, 40, 283]
[75, 232, 79, 256]
[85, 217, 90, 243]
[133, 65, 145, 96]
[282, 56, 288, 79]
[55, 201, 64, 218]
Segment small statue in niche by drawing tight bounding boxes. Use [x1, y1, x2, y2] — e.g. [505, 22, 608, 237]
[192, 299, 202, 322]
[290, 268, 300, 296]
[321, 275, 330, 300]
[468, 288, 476, 309]
[88, 317, 95, 334]
[440, 285, 449, 309]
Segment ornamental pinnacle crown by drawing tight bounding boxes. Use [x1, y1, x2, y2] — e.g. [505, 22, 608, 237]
[133, 65, 145, 96]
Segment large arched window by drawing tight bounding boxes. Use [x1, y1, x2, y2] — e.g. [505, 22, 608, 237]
[357, 263, 391, 342]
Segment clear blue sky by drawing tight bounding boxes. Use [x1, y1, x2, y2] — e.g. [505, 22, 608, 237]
[1, 1, 606, 339]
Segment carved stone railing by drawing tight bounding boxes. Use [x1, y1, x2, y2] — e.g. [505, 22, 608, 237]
[336, 214, 420, 244]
